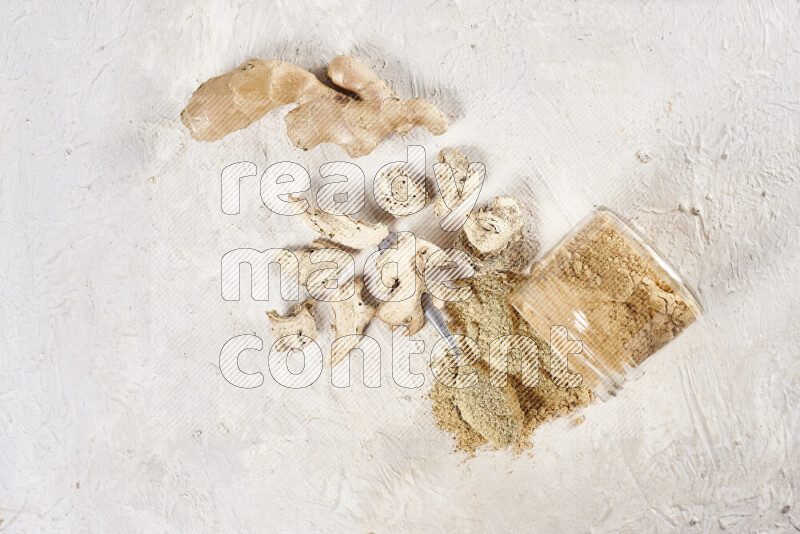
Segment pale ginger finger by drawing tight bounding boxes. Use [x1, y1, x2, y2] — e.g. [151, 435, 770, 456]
[181, 56, 449, 157]
[181, 60, 327, 142]
[287, 56, 449, 157]
[326, 56, 392, 101]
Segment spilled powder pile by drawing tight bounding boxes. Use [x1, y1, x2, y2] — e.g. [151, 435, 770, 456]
[430, 270, 594, 454]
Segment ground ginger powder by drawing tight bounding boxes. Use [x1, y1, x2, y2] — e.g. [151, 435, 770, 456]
[430, 270, 594, 454]
[430, 210, 700, 454]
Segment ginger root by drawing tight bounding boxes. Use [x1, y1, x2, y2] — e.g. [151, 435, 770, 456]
[297, 205, 388, 250]
[277, 239, 343, 287]
[329, 278, 376, 365]
[463, 196, 524, 254]
[371, 232, 447, 335]
[266, 301, 318, 352]
[375, 233, 444, 279]
[181, 56, 449, 157]
[374, 166, 428, 217]
[457, 196, 528, 272]
[376, 273, 427, 335]
[433, 150, 483, 218]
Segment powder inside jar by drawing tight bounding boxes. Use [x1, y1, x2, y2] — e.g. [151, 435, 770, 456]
[509, 209, 701, 393]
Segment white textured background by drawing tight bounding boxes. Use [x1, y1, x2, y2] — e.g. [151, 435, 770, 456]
[2, 1, 799, 532]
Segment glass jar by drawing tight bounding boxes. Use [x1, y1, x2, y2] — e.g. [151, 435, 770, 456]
[508, 207, 703, 398]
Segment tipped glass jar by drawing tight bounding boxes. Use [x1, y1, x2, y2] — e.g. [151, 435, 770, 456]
[509, 207, 703, 398]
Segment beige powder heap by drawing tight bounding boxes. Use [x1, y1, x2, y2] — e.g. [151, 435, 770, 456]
[430, 270, 594, 454]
